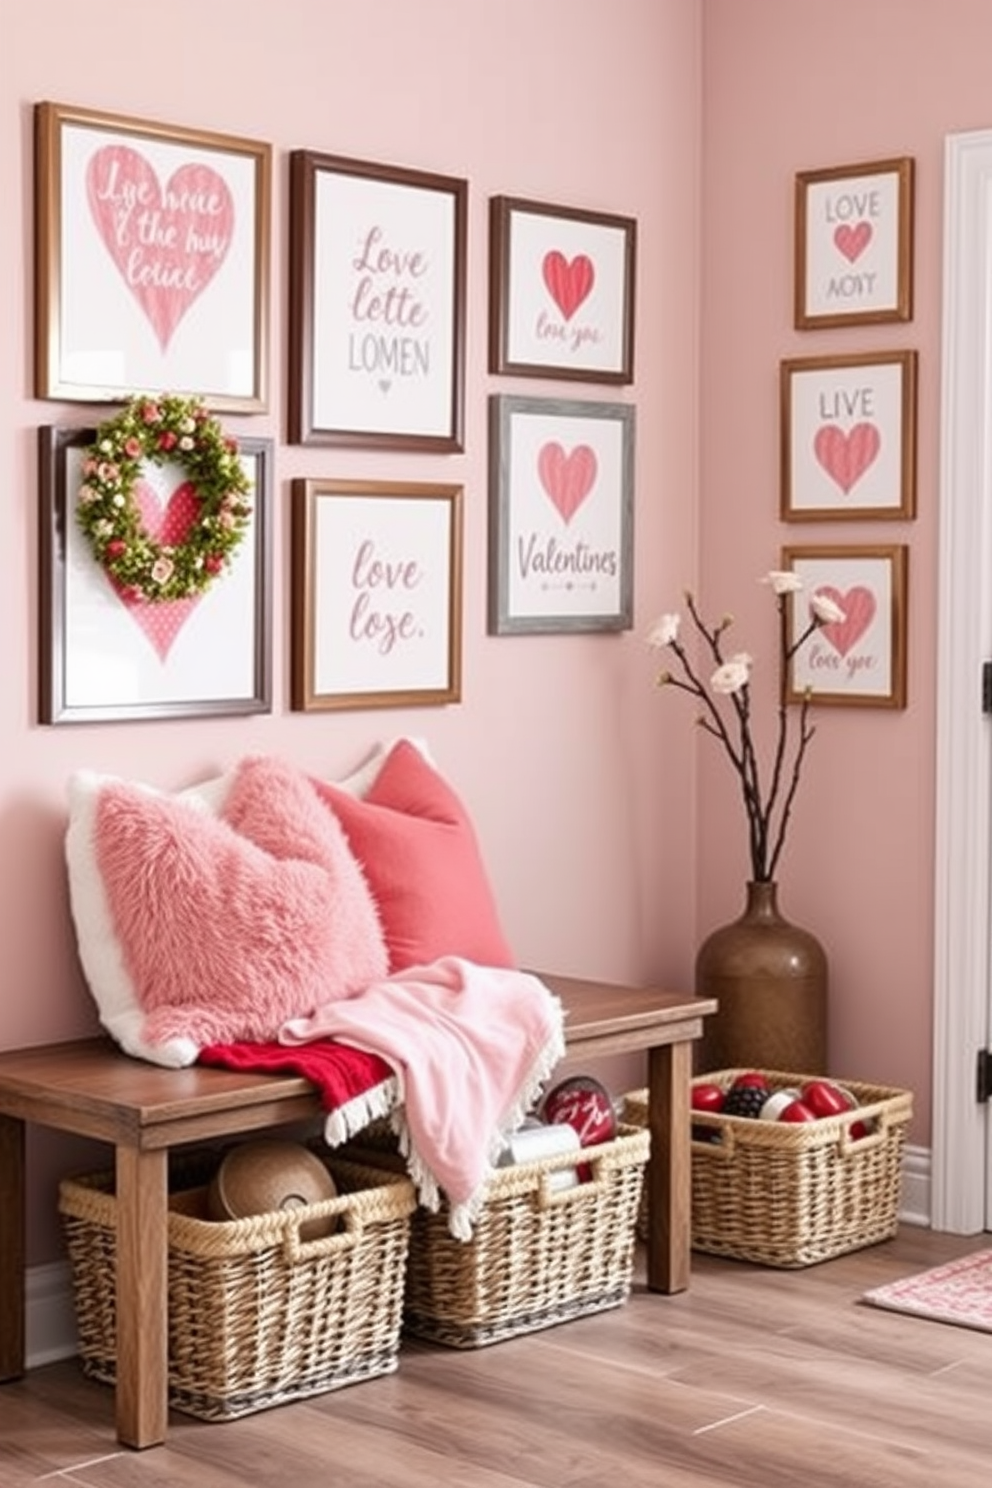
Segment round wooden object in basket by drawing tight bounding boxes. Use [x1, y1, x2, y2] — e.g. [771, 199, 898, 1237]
[208, 1139, 338, 1240]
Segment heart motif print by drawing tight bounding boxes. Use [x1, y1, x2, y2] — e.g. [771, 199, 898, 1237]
[833, 221, 872, 263]
[86, 145, 234, 351]
[814, 585, 876, 657]
[813, 422, 881, 494]
[112, 480, 204, 660]
[542, 251, 595, 321]
[537, 442, 598, 524]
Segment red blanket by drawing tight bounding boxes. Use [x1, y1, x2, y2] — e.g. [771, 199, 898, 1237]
[199, 1038, 398, 1142]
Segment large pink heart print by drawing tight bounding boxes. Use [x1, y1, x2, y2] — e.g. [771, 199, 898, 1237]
[833, 221, 872, 263]
[542, 250, 595, 321]
[538, 442, 598, 524]
[815, 585, 876, 657]
[813, 422, 880, 494]
[113, 481, 204, 661]
[86, 145, 234, 351]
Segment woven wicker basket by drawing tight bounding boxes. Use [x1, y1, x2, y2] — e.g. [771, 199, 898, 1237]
[59, 1151, 417, 1421]
[623, 1070, 912, 1268]
[349, 1122, 650, 1347]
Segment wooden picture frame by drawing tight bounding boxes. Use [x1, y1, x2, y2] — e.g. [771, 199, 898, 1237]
[34, 101, 271, 410]
[782, 543, 908, 709]
[489, 195, 636, 382]
[38, 427, 272, 724]
[288, 151, 467, 449]
[488, 395, 635, 634]
[291, 479, 463, 711]
[780, 350, 918, 520]
[794, 157, 914, 329]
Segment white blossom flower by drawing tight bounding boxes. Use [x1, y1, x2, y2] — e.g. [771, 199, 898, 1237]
[809, 591, 846, 624]
[649, 573, 830, 882]
[762, 570, 803, 595]
[711, 656, 752, 694]
[647, 613, 681, 648]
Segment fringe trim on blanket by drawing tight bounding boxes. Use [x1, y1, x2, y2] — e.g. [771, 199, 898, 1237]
[321, 1075, 400, 1147]
[388, 1003, 567, 1242]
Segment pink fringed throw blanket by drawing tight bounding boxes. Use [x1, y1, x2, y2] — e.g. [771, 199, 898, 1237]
[204, 957, 565, 1240]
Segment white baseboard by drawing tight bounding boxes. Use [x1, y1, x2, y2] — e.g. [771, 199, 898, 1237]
[899, 1143, 932, 1229]
[24, 1145, 935, 1369]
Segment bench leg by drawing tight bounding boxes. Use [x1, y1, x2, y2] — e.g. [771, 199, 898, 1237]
[115, 1146, 168, 1449]
[645, 1040, 691, 1294]
[0, 1115, 25, 1380]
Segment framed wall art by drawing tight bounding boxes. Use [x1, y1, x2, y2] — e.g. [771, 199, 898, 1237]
[38, 426, 272, 724]
[780, 350, 918, 520]
[781, 544, 908, 709]
[288, 152, 467, 450]
[488, 395, 635, 635]
[291, 479, 463, 711]
[489, 196, 636, 382]
[794, 156, 914, 329]
[35, 101, 271, 410]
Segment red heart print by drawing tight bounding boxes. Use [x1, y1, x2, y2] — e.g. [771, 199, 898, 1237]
[112, 480, 204, 661]
[537, 442, 597, 524]
[833, 221, 872, 263]
[86, 145, 234, 350]
[814, 585, 876, 657]
[542, 251, 595, 321]
[813, 422, 880, 494]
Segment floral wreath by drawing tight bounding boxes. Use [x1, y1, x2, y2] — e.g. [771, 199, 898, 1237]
[77, 393, 252, 604]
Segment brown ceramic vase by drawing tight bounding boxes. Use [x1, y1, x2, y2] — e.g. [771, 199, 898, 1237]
[695, 881, 828, 1075]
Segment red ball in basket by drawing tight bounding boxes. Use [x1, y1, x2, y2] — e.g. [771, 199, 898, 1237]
[541, 1075, 618, 1148]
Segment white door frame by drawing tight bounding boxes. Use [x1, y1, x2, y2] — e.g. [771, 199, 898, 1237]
[933, 128, 992, 1232]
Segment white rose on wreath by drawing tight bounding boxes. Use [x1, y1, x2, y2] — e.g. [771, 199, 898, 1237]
[77, 393, 252, 604]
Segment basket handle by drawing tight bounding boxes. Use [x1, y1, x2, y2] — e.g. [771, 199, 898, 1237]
[281, 1206, 362, 1264]
[836, 1097, 901, 1158]
[692, 1124, 737, 1161]
[535, 1159, 611, 1208]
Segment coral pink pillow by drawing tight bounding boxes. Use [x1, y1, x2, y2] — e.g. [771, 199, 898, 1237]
[65, 756, 387, 1067]
[311, 740, 515, 973]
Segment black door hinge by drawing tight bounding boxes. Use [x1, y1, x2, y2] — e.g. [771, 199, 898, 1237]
[977, 1048, 992, 1103]
[983, 661, 992, 714]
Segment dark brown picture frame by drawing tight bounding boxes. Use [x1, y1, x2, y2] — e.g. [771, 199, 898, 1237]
[288, 151, 467, 449]
[489, 195, 636, 382]
[794, 156, 914, 329]
[780, 349, 918, 521]
[39, 426, 272, 724]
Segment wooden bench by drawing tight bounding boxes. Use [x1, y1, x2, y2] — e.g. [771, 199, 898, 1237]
[0, 973, 714, 1449]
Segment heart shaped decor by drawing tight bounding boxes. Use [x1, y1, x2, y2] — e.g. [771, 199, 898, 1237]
[86, 145, 234, 350]
[813, 422, 881, 494]
[833, 221, 872, 263]
[542, 251, 595, 321]
[814, 585, 877, 657]
[537, 442, 597, 524]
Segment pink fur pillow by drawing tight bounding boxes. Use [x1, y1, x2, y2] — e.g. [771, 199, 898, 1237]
[65, 756, 388, 1068]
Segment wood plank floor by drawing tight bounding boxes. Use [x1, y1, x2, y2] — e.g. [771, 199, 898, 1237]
[2, 1226, 991, 1487]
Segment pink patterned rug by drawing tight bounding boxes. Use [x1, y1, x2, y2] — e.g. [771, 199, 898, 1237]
[862, 1249, 992, 1333]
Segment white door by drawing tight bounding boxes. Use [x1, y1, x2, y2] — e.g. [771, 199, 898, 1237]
[934, 127, 992, 1232]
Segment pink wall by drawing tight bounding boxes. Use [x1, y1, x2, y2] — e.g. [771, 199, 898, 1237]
[13, 0, 984, 1269]
[5, 1, 702, 1260]
[698, 0, 992, 1137]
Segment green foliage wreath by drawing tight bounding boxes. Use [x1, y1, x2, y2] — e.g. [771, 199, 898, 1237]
[77, 394, 252, 603]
